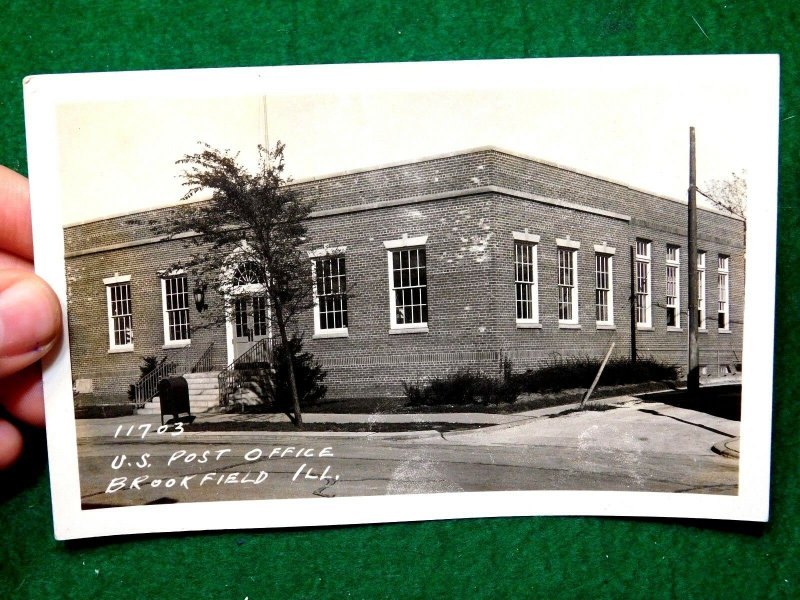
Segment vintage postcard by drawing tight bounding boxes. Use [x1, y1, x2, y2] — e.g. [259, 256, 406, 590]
[24, 56, 778, 540]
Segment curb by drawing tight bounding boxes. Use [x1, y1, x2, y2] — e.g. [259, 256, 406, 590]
[711, 437, 740, 459]
[173, 429, 447, 442]
[80, 429, 446, 442]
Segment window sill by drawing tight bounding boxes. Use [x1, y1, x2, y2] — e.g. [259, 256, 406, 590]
[558, 323, 581, 330]
[108, 346, 134, 354]
[719, 329, 732, 334]
[596, 323, 616, 330]
[667, 327, 683, 333]
[699, 328, 708, 334]
[389, 326, 429, 335]
[163, 341, 191, 349]
[636, 325, 654, 331]
[313, 330, 349, 339]
[516, 322, 542, 329]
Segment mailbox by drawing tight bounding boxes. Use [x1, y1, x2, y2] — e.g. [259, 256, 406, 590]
[158, 376, 191, 425]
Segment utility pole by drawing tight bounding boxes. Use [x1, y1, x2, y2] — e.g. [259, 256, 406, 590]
[687, 127, 700, 393]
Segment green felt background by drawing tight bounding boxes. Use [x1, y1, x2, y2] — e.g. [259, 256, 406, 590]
[0, 1, 797, 598]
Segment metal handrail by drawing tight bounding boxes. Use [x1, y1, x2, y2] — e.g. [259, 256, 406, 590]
[191, 342, 216, 373]
[217, 338, 273, 406]
[133, 357, 176, 407]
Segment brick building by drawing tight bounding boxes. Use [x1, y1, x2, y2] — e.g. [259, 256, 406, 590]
[64, 147, 745, 405]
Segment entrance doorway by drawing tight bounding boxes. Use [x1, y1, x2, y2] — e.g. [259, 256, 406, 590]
[224, 259, 272, 364]
[231, 295, 270, 360]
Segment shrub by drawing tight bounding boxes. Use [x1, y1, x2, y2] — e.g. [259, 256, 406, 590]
[271, 336, 327, 409]
[404, 367, 519, 406]
[515, 356, 679, 394]
[127, 355, 161, 401]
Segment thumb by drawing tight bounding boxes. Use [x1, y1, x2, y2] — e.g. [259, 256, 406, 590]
[0, 270, 61, 379]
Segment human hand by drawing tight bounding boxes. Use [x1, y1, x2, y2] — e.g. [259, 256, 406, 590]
[0, 165, 61, 469]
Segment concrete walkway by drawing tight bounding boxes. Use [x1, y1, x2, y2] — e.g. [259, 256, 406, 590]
[75, 397, 615, 438]
[76, 393, 740, 441]
[199, 411, 527, 425]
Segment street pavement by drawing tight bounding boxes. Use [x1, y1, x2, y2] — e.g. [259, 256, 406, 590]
[75, 395, 739, 508]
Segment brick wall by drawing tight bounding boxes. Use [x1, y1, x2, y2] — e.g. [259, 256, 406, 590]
[64, 148, 745, 401]
[66, 237, 228, 398]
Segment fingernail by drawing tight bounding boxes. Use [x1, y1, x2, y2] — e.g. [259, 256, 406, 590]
[0, 277, 60, 357]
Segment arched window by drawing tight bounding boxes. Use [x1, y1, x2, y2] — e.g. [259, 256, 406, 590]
[231, 261, 266, 286]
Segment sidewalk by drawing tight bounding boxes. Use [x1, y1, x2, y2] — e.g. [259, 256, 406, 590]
[76, 382, 741, 453]
[75, 396, 635, 438]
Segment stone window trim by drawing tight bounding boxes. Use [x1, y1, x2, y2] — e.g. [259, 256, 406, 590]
[103, 274, 131, 285]
[593, 243, 616, 255]
[160, 269, 191, 349]
[383, 234, 428, 250]
[556, 237, 581, 250]
[103, 274, 134, 353]
[514, 231, 540, 327]
[513, 231, 541, 244]
[385, 235, 429, 332]
[309, 249, 349, 339]
[307, 245, 347, 258]
[556, 238, 580, 326]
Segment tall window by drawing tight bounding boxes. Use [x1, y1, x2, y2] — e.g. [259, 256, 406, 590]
[665, 245, 680, 328]
[698, 251, 706, 329]
[515, 241, 539, 324]
[105, 278, 133, 350]
[232, 296, 268, 338]
[313, 255, 348, 334]
[557, 246, 578, 324]
[389, 247, 428, 328]
[635, 239, 651, 327]
[161, 274, 190, 344]
[233, 298, 249, 338]
[252, 296, 269, 336]
[595, 252, 613, 325]
[718, 255, 730, 330]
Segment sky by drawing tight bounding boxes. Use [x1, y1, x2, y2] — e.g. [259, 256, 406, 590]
[55, 57, 777, 225]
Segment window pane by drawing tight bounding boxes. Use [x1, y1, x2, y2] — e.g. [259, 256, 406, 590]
[634, 241, 650, 325]
[558, 248, 575, 321]
[163, 275, 190, 341]
[315, 256, 349, 331]
[390, 247, 427, 325]
[108, 282, 134, 347]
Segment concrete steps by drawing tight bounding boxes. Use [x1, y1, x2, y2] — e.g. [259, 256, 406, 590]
[136, 371, 221, 415]
[137, 400, 161, 416]
[184, 372, 221, 412]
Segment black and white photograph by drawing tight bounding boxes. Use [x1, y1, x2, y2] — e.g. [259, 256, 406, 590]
[24, 56, 778, 539]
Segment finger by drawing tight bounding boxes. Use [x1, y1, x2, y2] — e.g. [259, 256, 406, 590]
[0, 270, 61, 379]
[0, 419, 23, 470]
[1, 363, 45, 427]
[0, 250, 32, 271]
[0, 166, 33, 260]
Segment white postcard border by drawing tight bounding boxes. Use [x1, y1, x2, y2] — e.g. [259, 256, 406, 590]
[23, 56, 778, 539]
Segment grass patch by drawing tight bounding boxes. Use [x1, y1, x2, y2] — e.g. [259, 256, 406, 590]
[75, 402, 135, 419]
[516, 356, 679, 394]
[403, 362, 519, 407]
[230, 396, 404, 415]
[400, 357, 678, 409]
[184, 421, 482, 433]
[282, 380, 679, 416]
